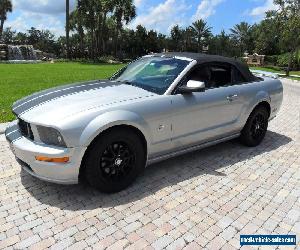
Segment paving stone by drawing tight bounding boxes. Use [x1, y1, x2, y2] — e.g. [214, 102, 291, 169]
[107, 239, 129, 250]
[125, 238, 149, 250]
[166, 237, 186, 250]
[123, 221, 143, 234]
[68, 240, 88, 250]
[15, 235, 41, 249]
[183, 241, 202, 250]
[29, 237, 55, 250]
[0, 235, 20, 249]
[152, 235, 174, 249]
[18, 219, 44, 231]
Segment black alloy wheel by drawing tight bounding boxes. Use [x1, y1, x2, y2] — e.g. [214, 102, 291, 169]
[84, 128, 146, 193]
[240, 106, 269, 147]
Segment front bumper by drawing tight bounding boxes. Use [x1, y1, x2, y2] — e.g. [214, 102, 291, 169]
[5, 121, 87, 185]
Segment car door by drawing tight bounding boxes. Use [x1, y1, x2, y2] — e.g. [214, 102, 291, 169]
[170, 63, 244, 149]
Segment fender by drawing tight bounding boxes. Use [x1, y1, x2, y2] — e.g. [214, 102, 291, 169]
[248, 90, 271, 114]
[239, 90, 271, 128]
[79, 110, 152, 149]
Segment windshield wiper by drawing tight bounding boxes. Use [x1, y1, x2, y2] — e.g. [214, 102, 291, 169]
[116, 80, 137, 86]
[116, 80, 159, 94]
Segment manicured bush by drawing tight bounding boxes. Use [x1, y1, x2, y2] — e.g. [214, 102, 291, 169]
[265, 55, 278, 65]
[277, 52, 300, 70]
[264, 51, 300, 71]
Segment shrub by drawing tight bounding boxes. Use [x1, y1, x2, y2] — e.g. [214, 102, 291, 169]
[265, 55, 278, 65]
[277, 52, 300, 70]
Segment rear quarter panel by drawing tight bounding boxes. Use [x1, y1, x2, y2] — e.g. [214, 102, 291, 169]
[236, 77, 283, 130]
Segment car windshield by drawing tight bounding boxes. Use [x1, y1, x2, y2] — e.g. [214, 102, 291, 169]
[111, 57, 190, 94]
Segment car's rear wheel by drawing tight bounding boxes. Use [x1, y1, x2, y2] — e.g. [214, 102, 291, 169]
[84, 128, 146, 193]
[240, 106, 269, 147]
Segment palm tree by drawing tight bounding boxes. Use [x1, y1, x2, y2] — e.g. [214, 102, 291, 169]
[190, 19, 212, 52]
[112, 0, 136, 56]
[70, 9, 84, 57]
[170, 25, 184, 51]
[183, 27, 194, 51]
[230, 22, 252, 56]
[100, 0, 115, 54]
[66, 0, 70, 59]
[0, 0, 12, 40]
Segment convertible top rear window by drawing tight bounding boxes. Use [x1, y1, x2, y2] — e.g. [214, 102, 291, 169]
[111, 57, 190, 94]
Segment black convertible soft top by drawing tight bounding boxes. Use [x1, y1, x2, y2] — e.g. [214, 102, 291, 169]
[153, 52, 257, 82]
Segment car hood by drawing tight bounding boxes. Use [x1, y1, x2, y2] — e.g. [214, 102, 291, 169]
[13, 80, 156, 124]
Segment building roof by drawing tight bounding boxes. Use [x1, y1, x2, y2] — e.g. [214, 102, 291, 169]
[153, 52, 256, 82]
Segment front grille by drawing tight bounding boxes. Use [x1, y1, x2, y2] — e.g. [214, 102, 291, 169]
[18, 119, 34, 140]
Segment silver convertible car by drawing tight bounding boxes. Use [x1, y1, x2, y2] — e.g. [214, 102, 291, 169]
[5, 53, 283, 192]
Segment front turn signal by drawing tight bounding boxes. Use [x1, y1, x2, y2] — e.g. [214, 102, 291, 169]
[35, 156, 70, 163]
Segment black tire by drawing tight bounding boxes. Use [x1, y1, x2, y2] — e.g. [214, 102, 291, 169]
[240, 106, 269, 147]
[84, 128, 146, 193]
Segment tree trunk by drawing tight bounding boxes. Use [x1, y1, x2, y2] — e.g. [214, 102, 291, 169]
[197, 36, 201, 53]
[286, 51, 294, 76]
[114, 28, 118, 57]
[101, 12, 107, 55]
[0, 18, 4, 41]
[115, 23, 122, 58]
[66, 0, 70, 59]
[78, 26, 84, 57]
[91, 28, 95, 60]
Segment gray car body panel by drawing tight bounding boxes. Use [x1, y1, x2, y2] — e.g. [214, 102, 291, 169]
[6, 55, 283, 184]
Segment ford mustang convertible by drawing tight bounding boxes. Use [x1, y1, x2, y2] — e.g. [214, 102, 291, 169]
[5, 53, 283, 192]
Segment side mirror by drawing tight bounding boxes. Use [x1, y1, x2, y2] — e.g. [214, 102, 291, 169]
[178, 80, 206, 94]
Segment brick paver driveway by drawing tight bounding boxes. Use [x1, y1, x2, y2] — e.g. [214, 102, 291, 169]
[0, 79, 299, 250]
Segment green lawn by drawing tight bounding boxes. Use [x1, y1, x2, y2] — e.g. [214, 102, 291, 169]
[0, 62, 125, 123]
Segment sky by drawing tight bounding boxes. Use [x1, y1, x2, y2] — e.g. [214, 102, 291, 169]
[5, 0, 277, 37]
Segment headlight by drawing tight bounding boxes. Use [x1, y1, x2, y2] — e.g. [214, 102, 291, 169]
[36, 126, 67, 147]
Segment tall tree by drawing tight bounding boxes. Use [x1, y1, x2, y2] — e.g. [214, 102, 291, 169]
[182, 27, 195, 52]
[230, 22, 253, 56]
[0, 0, 12, 40]
[66, 0, 70, 59]
[113, 0, 136, 57]
[100, 0, 114, 54]
[267, 0, 300, 75]
[254, 19, 280, 55]
[70, 3, 85, 57]
[135, 25, 148, 56]
[209, 30, 238, 57]
[146, 30, 159, 53]
[190, 19, 212, 52]
[170, 25, 184, 51]
[1, 27, 15, 43]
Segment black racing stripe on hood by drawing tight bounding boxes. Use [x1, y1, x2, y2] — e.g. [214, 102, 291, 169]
[13, 80, 99, 109]
[5, 123, 18, 135]
[12, 80, 121, 116]
[5, 124, 22, 143]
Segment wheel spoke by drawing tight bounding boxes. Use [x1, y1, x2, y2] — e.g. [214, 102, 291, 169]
[101, 156, 114, 162]
[107, 145, 116, 157]
[251, 113, 267, 140]
[99, 141, 135, 181]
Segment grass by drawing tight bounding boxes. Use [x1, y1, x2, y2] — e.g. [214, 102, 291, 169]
[0, 62, 125, 123]
[250, 66, 300, 80]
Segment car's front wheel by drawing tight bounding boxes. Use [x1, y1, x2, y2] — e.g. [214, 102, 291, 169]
[240, 106, 269, 147]
[84, 128, 146, 193]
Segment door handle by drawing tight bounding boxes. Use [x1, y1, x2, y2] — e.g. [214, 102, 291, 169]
[227, 94, 238, 102]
